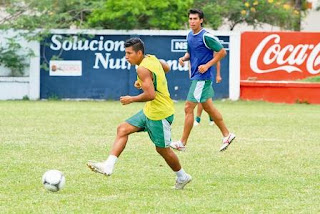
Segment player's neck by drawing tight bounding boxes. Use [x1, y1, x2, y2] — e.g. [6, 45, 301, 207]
[192, 27, 202, 34]
[137, 55, 145, 65]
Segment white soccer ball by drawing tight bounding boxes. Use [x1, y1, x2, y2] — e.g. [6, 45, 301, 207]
[42, 170, 65, 192]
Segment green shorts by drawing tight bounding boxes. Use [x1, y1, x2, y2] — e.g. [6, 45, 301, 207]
[187, 80, 214, 103]
[126, 110, 174, 148]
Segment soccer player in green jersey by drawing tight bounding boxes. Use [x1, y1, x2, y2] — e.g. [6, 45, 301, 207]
[87, 38, 191, 190]
[170, 8, 235, 152]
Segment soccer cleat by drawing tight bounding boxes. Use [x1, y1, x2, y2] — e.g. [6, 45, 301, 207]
[193, 121, 200, 126]
[87, 161, 113, 176]
[175, 174, 192, 190]
[208, 121, 214, 126]
[219, 133, 236, 152]
[170, 141, 186, 152]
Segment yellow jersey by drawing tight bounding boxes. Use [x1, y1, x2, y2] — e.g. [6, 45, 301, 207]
[137, 55, 174, 120]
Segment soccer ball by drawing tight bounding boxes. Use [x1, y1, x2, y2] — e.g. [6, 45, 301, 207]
[42, 170, 65, 192]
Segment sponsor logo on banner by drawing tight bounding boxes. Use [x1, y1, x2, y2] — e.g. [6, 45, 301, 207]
[251, 34, 320, 74]
[171, 39, 187, 52]
[170, 38, 229, 52]
[50, 60, 82, 76]
[241, 32, 320, 80]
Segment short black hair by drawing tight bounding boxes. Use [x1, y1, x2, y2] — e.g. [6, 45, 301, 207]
[188, 8, 204, 19]
[124, 38, 145, 54]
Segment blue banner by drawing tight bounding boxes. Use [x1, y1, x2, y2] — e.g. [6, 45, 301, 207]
[40, 32, 230, 100]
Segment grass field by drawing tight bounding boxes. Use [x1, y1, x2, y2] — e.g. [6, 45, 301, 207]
[0, 100, 319, 213]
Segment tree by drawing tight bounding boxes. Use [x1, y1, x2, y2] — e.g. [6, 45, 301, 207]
[290, 0, 310, 31]
[193, 0, 309, 31]
[0, 0, 101, 31]
[0, 0, 310, 31]
[0, 0, 102, 76]
[87, 0, 193, 30]
[192, 0, 225, 29]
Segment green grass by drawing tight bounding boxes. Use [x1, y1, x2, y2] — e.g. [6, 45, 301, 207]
[0, 100, 319, 213]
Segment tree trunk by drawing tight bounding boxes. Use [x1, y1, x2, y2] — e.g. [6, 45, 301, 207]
[294, 0, 302, 31]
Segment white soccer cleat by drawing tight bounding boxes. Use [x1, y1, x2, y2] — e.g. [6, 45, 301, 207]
[87, 161, 113, 176]
[174, 174, 192, 190]
[219, 133, 236, 152]
[170, 141, 186, 152]
[193, 121, 200, 126]
[208, 121, 214, 126]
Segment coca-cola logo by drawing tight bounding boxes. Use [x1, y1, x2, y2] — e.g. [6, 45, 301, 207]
[250, 34, 320, 74]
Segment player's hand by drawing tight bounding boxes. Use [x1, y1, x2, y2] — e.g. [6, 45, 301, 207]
[216, 75, 222, 83]
[178, 57, 185, 66]
[134, 80, 142, 89]
[120, 96, 133, 105]
[198, 64, 209, 73]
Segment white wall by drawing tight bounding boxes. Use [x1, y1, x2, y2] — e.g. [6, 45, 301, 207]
[228, 32, 241, 101]
[302, 0, 320, 32]
[0, 77, 29, 99]
[0, 30, 40, 100]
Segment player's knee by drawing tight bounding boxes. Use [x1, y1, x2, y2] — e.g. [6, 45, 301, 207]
[116, 123, 129, 136]
[184, 104, 194, 114]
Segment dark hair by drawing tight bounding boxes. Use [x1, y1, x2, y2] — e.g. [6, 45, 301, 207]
[124, 37, 145, 54]
[188, 8, 204, 19]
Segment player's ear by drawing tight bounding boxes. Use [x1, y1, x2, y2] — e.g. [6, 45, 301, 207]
[137, 50, 144, 57]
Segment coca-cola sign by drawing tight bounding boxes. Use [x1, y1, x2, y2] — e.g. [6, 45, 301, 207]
[241, 32, 320, 80]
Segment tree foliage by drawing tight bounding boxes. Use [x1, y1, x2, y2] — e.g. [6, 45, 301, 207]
[0, 37, 33, 76]
[193, 0, 309, 31]
[0, 0, 101, 31]
[0, 0, 101, 76]
[0, 0, 310, 31]
[87, 0, 193, 30]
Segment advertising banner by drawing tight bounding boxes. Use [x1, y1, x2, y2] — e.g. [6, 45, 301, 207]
[40, 30, 231, 100]
[241, 32, 320, 81]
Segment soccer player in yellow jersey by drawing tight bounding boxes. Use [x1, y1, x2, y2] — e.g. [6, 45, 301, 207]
[87, 38, 191, 190]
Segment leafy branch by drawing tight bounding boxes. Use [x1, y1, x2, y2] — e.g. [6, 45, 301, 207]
[0, 37, 34, 76]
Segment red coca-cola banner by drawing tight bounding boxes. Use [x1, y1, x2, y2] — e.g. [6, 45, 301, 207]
[241, 32, 320, 80]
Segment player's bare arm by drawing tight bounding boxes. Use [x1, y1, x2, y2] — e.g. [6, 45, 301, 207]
[216, 61, 222, 83]
[215, 52, 222, 83]
[120, 66, 155, 105]
[179, 52, 190, 66]
[198, 48, 226, 73]
[159, 59, 170, 73]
